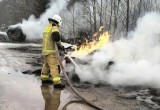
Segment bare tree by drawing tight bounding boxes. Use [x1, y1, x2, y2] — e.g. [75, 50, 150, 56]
[0, 0, 49, 28]
[72, 5, 76, 44]
[108, 0, 113, 32]
[100, 0, 103, 26]
[126, 0, 130, 32]
[93, 0, 97, 32]
[1, 0, 160, 40]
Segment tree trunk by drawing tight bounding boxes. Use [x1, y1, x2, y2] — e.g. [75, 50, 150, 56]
[117, 0, 120, 15]
[138, 0, 142, 15]
[72, 5, 76, 44]
[113, 0, 117, 32]
[89, 11, 93, 34]
[100, 0, 103, 26]
[126, 0, 130, 32]
[93, 0, 97, 32]
[109, 0, 113, 32]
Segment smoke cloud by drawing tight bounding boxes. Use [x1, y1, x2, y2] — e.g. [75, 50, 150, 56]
[18, 0, 67, 40]
[75, 12, 160, 88]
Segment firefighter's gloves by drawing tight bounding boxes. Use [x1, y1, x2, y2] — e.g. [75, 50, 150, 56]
[58, 44, 65, 51]
[58, 44, 67, 56]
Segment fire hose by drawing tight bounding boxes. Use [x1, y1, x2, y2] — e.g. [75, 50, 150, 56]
[55, 43, 103, 110]
[55, 44, 103, 110]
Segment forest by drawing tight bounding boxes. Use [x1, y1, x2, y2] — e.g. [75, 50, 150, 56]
[0, 0, 160, 43]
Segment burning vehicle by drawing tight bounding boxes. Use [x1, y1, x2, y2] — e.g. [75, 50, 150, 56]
[64, 26, 112, 82]
[6, 25, 26, 42]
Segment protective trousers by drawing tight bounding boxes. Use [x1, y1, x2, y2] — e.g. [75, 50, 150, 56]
[41, 53, 61, 84]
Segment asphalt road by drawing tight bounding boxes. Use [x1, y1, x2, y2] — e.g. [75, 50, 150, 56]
[1, 42, 159, 110]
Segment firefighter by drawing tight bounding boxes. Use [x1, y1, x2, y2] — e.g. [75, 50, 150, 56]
[41, 14, 65, 89]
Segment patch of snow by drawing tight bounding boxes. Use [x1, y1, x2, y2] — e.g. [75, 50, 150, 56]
[61, 42, 76, 49]
[0, 31, 7, 36]
[0, 67, 45, 110]
[0, 43, 42, 49]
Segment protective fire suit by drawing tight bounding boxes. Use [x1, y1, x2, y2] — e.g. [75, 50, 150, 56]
[41, 23, 61, 84]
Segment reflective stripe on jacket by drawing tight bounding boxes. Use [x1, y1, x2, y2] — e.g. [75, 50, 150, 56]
[42, 24, 59, 55]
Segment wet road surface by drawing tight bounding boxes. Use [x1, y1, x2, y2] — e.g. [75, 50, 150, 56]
[41, 83, 61, 110]
[3, 43, 160, 110]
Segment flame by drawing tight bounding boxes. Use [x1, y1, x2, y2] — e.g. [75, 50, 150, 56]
[71, 26, 110, 57]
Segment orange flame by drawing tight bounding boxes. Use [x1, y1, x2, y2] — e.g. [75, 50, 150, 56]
[71, 26, 110, 57]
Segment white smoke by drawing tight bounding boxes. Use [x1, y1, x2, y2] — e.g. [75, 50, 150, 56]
[0, 67, 44, 110]
[75, 12, 160, 88]
[19, 0, 67, 40]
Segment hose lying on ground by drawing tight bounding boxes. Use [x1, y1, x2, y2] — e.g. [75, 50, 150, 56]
[62, 100, 87, 110]
[57, 55, 103, 110]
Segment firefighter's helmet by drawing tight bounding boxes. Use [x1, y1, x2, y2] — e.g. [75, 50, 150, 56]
[48, 14, 62, 26]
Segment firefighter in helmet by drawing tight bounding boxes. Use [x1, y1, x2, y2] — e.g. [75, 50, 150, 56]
[41, 14, 65, 89]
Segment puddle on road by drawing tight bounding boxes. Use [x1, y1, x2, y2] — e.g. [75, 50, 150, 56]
[41, 83, 61, 110]
[31, 69, 61, 110]
[0, 67, 45, 110]
[0, 43, 61, 110]
[23, 60, 61, 110]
